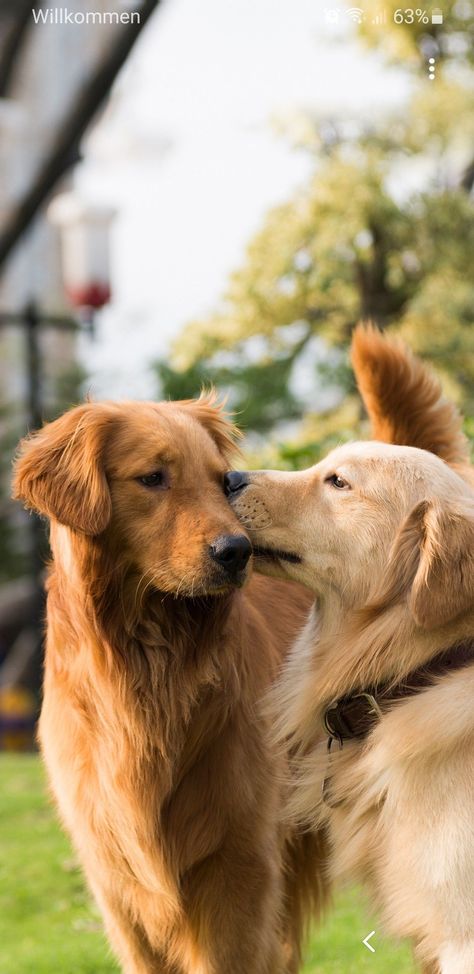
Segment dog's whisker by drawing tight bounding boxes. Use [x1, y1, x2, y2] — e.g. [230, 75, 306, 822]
[236, 513, 274, 532]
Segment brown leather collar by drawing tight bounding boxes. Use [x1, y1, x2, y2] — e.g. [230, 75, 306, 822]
[323, 639, 474, 745]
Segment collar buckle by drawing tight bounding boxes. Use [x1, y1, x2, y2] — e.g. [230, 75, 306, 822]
[323, 691, 382, 744]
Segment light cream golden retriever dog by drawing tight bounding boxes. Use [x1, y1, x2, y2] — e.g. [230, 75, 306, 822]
[227, 327, 474, 974]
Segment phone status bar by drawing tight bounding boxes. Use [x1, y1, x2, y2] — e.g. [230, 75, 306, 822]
[323, 8, 444, 26]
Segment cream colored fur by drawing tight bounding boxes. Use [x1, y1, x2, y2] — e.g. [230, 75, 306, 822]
[230, 330, 474, 974]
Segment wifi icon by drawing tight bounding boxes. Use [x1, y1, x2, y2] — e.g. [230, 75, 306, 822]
[346, 7, 364, 22]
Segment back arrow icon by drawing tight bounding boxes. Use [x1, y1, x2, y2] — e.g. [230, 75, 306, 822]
[362, 930, 376, 953]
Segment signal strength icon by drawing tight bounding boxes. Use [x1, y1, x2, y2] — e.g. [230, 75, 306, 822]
[346, 7, 364, 22]
[372, 9, 387, 24]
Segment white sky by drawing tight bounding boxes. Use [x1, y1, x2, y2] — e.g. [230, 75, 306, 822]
[77, 0, 410, 398]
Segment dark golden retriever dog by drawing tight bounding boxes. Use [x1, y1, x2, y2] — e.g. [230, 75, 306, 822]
[228, 327, 474, 974]
[13, 396, 324, 974]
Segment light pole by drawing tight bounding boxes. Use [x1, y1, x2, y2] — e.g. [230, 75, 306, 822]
[1, 193, 115, 430]
[48, 194, 115, 314]
[0, 194, 114, 702]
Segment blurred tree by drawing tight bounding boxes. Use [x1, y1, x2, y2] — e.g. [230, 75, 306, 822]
[360, 0, 474, 69]
[154, 2, 474, 466]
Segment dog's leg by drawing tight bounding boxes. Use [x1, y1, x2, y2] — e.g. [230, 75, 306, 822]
[438, 941, 474, 974]
[180, 842, 286, 974]
[91, 883, 179, 974]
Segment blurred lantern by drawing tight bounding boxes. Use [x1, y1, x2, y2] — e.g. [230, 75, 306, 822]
[48, 193, 115, 311]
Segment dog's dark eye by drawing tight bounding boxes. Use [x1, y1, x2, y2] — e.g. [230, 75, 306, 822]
[325, 473, 350, 490]
[138, 471, 167, 489]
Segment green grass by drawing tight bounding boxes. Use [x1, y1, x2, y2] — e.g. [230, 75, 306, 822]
[0, 754, 416, 973]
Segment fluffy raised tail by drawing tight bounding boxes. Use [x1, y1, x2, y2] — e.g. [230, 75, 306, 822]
[351, 323, 469, 464]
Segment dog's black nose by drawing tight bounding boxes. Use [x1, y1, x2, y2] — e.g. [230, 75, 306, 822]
[224, 471, 249, 496]
[209, 534, 252, 574]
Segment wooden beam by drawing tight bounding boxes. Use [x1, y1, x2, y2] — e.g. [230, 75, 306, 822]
[0, 0, 161, 271]
[0, 1, 41, 97]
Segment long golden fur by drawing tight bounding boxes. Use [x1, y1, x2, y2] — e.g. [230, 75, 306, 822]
[351, 322, 469, 466]
[229, 328, 474, 974]
[12, 396, 324, 974]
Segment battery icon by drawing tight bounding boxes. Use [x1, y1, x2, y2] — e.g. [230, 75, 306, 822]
[432, 8, 443, 23]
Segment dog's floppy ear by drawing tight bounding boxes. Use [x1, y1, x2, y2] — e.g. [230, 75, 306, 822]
[409, 499, 474, 630]
[12, 404, 114, 535]
[380, 498, 474, 631]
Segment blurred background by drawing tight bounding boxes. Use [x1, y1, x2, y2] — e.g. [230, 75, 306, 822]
[0, 1, 473, 970]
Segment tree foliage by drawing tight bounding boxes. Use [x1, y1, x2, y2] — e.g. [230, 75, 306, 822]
[155, 3, 474, 465]
[360, 0, 474, 67]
